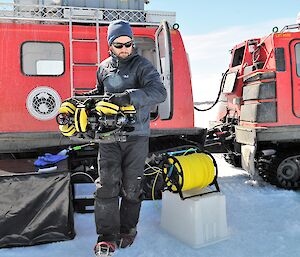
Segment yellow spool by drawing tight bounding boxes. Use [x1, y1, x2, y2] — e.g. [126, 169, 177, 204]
[96, 101, 119, 115]
[165, 153, 215, 192]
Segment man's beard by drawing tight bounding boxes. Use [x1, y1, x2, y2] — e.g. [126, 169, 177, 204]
[117, 52, 130, 59]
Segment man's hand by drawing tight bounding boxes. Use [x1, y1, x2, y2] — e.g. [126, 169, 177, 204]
[110, 92, 131, 106]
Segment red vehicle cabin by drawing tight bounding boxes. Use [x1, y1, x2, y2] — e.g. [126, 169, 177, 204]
[0, 1, 202, 153]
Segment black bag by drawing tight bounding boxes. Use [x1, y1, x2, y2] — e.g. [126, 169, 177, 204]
[0, 171, 75, 248]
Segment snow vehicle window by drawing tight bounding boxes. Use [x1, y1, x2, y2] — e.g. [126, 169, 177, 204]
[222, 72, 238, 93]
[134, 37, 156, 67]
[155, 21, 174, 120]
[295, 43, 300, 76]
[157, 31, 166, 75]
[232, 46, 245, 67]
[21, 42, 65, 76]
[134, 37, 158, 120]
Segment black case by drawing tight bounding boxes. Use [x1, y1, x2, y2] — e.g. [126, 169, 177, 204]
[0, 165, 75, 248]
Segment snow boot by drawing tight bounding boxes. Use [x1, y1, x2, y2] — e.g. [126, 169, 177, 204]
[94, 241, 117, 257]
[94, 235, 118, 257]
[117, 228, 137, 248]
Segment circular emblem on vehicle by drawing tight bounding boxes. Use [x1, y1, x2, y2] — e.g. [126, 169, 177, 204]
[26, 86, 61, 120]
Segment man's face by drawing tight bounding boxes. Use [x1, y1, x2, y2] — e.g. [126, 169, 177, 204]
[110, 36, 133, 59]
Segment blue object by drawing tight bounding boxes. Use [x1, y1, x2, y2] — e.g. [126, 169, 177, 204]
[167, 165, 174, 178]
[34, 153, 68, 167]
[107, 20, 133, 45]
[167, 148, 197, 156]
[57, 149, 69, 156]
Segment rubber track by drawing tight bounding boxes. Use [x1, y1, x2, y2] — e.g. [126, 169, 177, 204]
[257, 152, 300, 189]
[223, 153, 242, 168]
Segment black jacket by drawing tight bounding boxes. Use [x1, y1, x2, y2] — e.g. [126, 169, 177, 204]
[96, 51, 167, 136]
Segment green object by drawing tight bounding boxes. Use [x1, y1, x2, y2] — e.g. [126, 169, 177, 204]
[70, 143, 95, 152]
[72, 146, 82, 151]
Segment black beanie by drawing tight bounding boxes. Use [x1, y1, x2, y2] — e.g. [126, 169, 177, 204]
[107, 20, 133, 45]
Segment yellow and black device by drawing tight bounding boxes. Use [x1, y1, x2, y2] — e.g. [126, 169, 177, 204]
[161, 149, 220, 200]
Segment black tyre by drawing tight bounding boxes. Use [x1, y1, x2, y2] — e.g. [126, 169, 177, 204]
[257, 152, 300, 189]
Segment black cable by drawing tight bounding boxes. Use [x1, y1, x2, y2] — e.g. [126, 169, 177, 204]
[194, 69, 229, 112]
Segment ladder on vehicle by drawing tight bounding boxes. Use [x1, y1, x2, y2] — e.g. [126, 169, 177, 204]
[68, 9, 101, 96]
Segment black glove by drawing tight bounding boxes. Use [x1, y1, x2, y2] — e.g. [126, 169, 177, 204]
[110, 92, 131, 106]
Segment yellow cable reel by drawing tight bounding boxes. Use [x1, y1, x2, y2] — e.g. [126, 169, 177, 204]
[163, 152, 216, 193]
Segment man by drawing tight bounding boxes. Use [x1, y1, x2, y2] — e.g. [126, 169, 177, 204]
[93, 20, 167, 256]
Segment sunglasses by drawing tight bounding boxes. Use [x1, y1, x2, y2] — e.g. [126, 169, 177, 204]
[112, 41, 133, 49]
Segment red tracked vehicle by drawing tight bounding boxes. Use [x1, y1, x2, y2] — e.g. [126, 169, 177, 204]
[0, 0, 205, 156]
[208, 20, 300, 189]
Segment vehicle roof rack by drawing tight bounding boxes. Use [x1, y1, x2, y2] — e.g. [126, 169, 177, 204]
[0, 1, 176, 26]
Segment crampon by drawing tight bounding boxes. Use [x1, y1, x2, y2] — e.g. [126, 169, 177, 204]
[94, 241, 117, 257]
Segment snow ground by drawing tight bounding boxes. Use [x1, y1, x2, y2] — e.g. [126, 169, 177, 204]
[1, 155, 300, 257]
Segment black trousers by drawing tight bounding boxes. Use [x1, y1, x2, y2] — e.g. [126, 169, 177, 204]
[94, 136, 149, 239]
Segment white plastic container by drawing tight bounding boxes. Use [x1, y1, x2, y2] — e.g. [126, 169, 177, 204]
[160, 188, 229, 248]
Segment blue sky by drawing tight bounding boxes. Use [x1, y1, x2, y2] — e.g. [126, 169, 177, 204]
[146, 1, 300, 101]
[146, 0, 300, 35]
